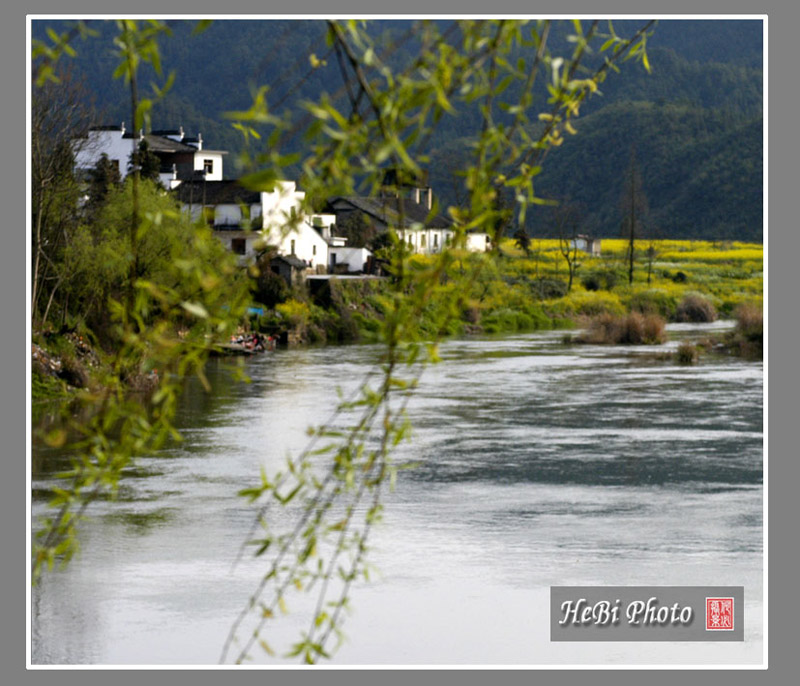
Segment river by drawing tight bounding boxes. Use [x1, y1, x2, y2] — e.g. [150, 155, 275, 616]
[30, 321, 764, 666]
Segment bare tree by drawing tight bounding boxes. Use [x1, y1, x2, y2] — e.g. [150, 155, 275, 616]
[620, 148, 649, 285]
[553, 201, 583, 292]
[31, 69, 97, 329]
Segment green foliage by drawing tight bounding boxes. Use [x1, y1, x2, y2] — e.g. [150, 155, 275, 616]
[532, 277, 569, 299]
[581, 269, 621, 291]
[625, 289, 679, 319]
[252, 264, 290, 309]
[32, 20, 251, 587]
[128, 139, 162, 182]
[335, 211, 378, 249]
[275, 298, 311, 328]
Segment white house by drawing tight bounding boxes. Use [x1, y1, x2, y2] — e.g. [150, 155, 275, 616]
[571, 234, 602, 256]
[329, 247, 372, 273]
[466, 231, 492, 253]
[174, 179, 339, 271]
[73, 124, 226, 187]
[325, 170, 491, 256]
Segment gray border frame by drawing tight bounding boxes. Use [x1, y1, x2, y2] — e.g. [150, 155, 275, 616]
[10, 1, 792, 685]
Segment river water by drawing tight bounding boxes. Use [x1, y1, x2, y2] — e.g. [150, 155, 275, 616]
[30, 322, 764, 666]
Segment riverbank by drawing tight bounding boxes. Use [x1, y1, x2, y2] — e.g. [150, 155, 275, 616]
[246, 238, 763, 347]
[31, 239, 763, 402]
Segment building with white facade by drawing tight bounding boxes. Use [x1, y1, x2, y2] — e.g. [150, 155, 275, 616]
[73, 124, 226, 188]
[325, 170, 491, 255]
[173, 179, 344, 274]
[571, 234, 602, 256]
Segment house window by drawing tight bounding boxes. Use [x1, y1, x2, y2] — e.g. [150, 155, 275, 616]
[434, 234, 438, 248]
[421, 234, 427, 248]
[290, 239, 296, 255]
[231, 238, 246, 255]
[203, 159, 214, 175]
[312, 245, 317, 256]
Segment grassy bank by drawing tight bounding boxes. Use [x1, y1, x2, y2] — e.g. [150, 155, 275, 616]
[247, 238, 763, 346]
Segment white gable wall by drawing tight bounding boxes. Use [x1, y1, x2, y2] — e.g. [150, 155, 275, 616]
[259, 182, 329, 269]
[74, 129, 134, 179]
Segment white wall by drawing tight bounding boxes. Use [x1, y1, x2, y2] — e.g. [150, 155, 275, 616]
[73, 128, 135, 179]
[259, 182, 329, 269]
[330, 247, 371, 272]
[214, 203, 242, 226]
[193, 151, 225, 181]
[466, 232, 491, 252]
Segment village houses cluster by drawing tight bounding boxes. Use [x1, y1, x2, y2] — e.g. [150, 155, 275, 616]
[73, 124, 493, 285]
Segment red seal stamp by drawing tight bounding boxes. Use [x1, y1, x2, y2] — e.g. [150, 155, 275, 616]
[705, 597, 734, 631]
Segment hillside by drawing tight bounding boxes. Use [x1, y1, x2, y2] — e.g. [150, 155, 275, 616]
[32, 18, 763, 241]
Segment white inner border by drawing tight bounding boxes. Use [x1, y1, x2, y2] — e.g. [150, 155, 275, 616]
[26, 13, 768, 671]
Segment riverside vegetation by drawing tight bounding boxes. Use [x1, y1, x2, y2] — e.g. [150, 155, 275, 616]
[245, 237, 762, 347]
[34, 236, 764, 405]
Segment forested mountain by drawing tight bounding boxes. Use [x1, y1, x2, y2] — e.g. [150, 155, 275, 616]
[454, 101, 762, 241]
[32, 18, 763, 241]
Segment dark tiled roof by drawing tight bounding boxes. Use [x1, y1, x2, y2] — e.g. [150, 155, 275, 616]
[327, 196, 452, 229]
[151, 129, 182, 136]
[89, 125, 125, 131]
[272, 254, 307, 269]
[172, 180, 261, 205]
[142, 134, 198, 153]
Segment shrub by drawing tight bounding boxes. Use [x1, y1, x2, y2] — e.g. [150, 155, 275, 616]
[530, 278, 568, 299]
[581, 274, 601, 292]
[581, 270, 619, 292]
[671, 271, 688, 283]
[719, 303, 762, 359]
[276, 299, 311, 328]
[675, 342, 699, 365]
[462, 303, 481, 324]
[578, 312, 666, 345]
[675, 293, 718, 323]
[641, 314, 667, 344]
[253, 267, 289, 308]
[735, 303, 763, 339]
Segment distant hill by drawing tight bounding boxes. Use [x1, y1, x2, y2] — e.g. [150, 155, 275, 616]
[32, 18, 763, 241]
